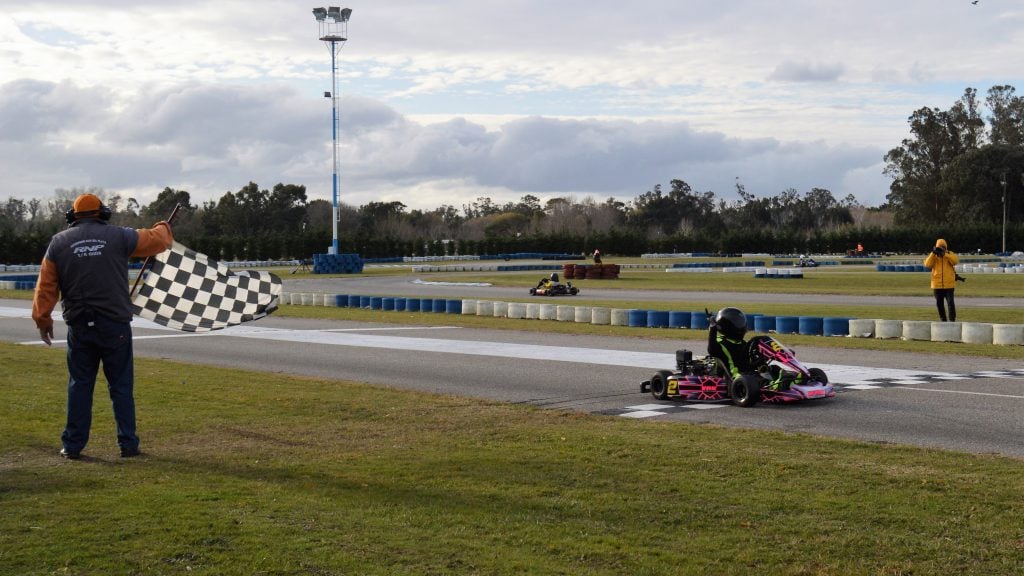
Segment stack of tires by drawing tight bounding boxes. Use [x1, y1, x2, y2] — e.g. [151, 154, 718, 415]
[561, 263, 620, 280]
[312, 253, 365, 274]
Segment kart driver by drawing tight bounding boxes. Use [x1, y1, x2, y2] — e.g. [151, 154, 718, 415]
[537, 272, 561, 290]
[707, 307, 752, 380]
[707, 307, 801, 391]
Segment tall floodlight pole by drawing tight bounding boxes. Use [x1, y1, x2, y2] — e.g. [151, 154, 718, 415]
[313, 6, 352, 255]
[1000, 172, 1007, 254]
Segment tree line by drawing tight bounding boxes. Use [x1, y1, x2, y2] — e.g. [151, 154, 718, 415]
[2, 85, 1021, 264]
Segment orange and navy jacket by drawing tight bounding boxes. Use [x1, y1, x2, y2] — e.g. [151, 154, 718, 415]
[923, 238, 959, 290]
[32, 220, 172, 331]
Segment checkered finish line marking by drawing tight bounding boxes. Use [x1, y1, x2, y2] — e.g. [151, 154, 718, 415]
[131, 242, 282, 332]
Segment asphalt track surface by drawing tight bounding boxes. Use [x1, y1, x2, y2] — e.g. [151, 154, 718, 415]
[3, 295, 1022, 459]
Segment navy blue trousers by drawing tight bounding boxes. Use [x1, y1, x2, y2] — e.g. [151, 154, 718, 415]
[62, 317, 138, 454]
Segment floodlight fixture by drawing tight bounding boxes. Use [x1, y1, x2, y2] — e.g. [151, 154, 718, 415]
[312, 6, 352, 255]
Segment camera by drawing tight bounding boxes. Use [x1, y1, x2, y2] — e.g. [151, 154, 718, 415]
[932, 246, 945, 256]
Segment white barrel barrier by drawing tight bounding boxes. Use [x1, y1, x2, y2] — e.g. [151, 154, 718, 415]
[961, 323, 993, 344]
[507, 302, 526, 319]
[848, 319, 875, 338]
[993, 324, 1024, 346]
[902, 321, 931, 341]
[320, 294, 331, 306]
[493, 301, 508, 318]
[279, 292, 290, 304]
[539, 303, 557, 320]
[476, 300, 494, 316]
[875, 319, 902, 339]
[611, 309, 631, 326]
[461, 299, 477, 315]
[930, 322, 961, 342]
[574, 306, 592, 323]
[526, 303, 541, 319]
[556, 305, 574, 321]
[591, 307, 611, 325]
[289, 293, 302, 305]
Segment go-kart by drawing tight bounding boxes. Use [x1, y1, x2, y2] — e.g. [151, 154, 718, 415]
[529, 283, 579, 296]
[796, 257, 818, 267]
[640, 335, 834, 407]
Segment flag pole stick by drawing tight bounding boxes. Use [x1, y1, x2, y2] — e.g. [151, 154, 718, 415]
[130, 203, 182, 297]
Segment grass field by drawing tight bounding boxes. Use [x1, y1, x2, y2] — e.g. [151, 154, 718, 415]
[1, 342, 1022, 575]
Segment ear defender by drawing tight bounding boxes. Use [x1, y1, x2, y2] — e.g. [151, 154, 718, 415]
[65, 204, 113, 223]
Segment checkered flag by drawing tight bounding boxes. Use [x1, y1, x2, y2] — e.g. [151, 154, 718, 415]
[131, 242, 282, 332]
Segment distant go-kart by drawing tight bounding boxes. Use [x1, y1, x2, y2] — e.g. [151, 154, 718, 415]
[529, 283, 579, 296]
[640, 335, 835, 407]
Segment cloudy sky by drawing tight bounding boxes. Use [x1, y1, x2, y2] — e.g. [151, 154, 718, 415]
[1, 1, 1020, 212]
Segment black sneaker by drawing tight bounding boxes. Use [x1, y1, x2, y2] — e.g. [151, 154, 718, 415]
[120, 447, 141, 458]
[60, 448, 81, 460]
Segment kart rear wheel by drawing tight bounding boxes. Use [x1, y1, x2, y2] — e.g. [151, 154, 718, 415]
[650, 370, 673, 401]
[808, 367, 828, 384]
[730, 375, 761, 408]
[569, 287, 579, 295]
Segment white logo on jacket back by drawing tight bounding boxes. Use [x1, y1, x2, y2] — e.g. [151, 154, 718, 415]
[71, 239, 107, 257]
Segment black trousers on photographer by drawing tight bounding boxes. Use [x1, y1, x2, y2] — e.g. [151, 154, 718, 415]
[933, 288, 956, 322]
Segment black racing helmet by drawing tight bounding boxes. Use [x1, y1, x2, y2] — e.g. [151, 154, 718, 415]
[550, 272, 559, 282]
[714, 307, 747, 340]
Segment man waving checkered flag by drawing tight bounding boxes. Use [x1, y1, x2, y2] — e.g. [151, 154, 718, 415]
[131, 242, 282, 332]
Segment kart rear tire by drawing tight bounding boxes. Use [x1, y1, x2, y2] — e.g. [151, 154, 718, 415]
[808, 367, 828, 384]
[650, 370, 673, 401]
[569, 287, 579, 295]
[730, 375, 761, 408]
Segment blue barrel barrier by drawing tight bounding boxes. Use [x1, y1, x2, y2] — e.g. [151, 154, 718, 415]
[360, 296, 371, 309]
[382, 297, 395, 311]
[627, 309, 646, 327]
[823, 317, 850, 336]
[798, 316, 823, 335]
[754, 315, 776, 333]
[369, 297, 383, 310]
[406, 298, 421, 312]
[690, 313, 709, 330]
[445, 299, 462, 314]
[668, 311, 691, 328]
[348, 295, 361, 308]
[647, 310, 669, 328]
[431, 298, 446, 313]
[775, 316, 799, 334]
[394, 298, 407, 312]
[334, 295, 348, 307]
[421, 298, 434, 312]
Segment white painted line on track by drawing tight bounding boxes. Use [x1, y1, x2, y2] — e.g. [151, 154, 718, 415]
[894, 387, 1024, 400]
[0, 305, 980, 386]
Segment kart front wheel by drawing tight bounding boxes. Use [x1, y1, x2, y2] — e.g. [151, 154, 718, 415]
[529, 288, 536, 295]
[808, 367, 828, 384]
[730, 375, 761, 408]
[569, 287, 579, 295]
[650, 370, 673, 401]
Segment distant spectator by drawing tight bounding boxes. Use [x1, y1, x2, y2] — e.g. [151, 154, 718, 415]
[923, 238, 959, 322]
[592, 249, 602, 264]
